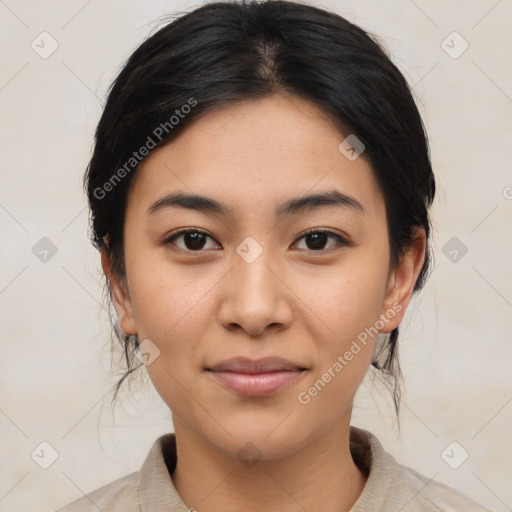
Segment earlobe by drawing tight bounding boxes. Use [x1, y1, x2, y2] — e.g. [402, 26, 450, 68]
[100, 248, 138, 335]
[380, 228, 427, 333]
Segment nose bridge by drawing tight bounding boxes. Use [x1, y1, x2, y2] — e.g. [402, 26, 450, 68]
[218, 234, 290, 335]
[233, 234, 278, 298]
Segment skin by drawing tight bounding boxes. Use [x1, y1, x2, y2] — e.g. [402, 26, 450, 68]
[102, 93, 426, 512]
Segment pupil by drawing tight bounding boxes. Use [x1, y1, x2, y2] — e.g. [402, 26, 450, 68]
[185, 232, 206, 250]
[308, 232, 326, 250]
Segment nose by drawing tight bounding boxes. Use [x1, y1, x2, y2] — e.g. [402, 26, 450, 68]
[217, 243, 293, 337]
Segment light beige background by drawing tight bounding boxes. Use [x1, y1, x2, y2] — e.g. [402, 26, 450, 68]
[1, 1, 511, 511]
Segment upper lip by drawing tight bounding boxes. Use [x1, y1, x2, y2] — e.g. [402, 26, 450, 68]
[206, 357, 307, 374]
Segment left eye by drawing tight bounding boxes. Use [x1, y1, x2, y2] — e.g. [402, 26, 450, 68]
[293, 229, 348, 251]
[163, 228, 348, 252]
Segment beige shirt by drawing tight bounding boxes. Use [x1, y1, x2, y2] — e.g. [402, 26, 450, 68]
[55, 426, 492, 511]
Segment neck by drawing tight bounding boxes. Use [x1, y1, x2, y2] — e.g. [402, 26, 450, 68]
[170, 416, 367, 512]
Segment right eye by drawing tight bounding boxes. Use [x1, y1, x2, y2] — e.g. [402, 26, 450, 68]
[163, 229, 221, 252]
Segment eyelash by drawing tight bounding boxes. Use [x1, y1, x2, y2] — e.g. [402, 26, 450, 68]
[163, 228, 350, 252]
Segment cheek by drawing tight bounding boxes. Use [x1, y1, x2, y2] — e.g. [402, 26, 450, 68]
[293, 254, 390, 390]
[127, 260, 212, 409]
[291, 267, 388, 422]
[295, 257, 389, 338]
[331, 274, 386, 338]
[125, 244, 214, 339]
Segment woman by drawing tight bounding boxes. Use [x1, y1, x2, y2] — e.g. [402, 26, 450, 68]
[56, 0, 491, 510]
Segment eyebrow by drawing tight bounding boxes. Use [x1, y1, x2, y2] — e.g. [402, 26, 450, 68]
[147, 189, 365, 217]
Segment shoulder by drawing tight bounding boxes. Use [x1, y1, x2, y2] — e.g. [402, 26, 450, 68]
[349, 426, 492, 512]
[54, 433, 180, 512]
[391, 464, 492, 511]
[54, 471, 140, 512]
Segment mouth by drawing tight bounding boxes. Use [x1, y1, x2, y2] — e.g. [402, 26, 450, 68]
[206, 356, 307, 374]
[206, 369, 307, 396]
[205, 356, 308, 396]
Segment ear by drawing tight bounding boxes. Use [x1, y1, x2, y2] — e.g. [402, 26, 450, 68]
[100, 248, 137, 335]
[379, 228, 427, 333]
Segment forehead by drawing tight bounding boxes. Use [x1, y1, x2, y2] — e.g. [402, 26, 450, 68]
[127, 93, 384, 218]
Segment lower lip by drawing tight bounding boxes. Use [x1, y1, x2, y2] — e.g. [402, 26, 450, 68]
[208, 370, 306, 396]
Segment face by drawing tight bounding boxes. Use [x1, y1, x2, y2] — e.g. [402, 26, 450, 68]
[103, 93, 424, 460]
